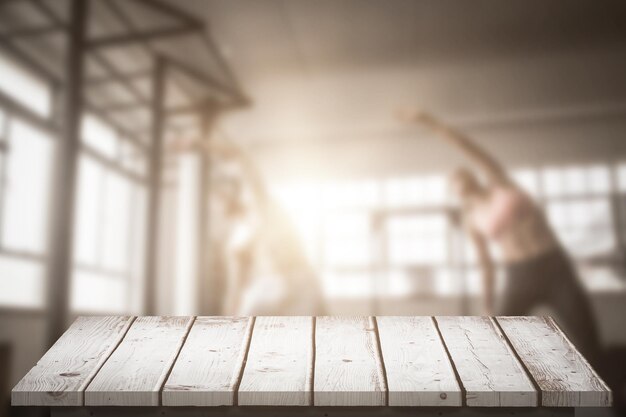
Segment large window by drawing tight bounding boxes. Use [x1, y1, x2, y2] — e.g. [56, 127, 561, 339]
[0, 51, 51, 117]
[0, 48, 149, 313]
[274, 176, 462, 299]
[542, 165, 615, 258]
[0, 52, 55, 309]
[273, 163, 626, 301]
[71, 114, 148, 314]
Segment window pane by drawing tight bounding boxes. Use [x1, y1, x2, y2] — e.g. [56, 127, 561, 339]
[323, 213, 371, 267]
[0, 51, 51, 117]
[617, 163, 626, 193]
[386, 214, 448, 266]
[465, 267, 484, 296]
[73, 156, 103, 265]
[433, 269, 460, 296]
[71, 270, 127, 313]
[324, 239, 371, 267]
[0, 109, 6, 133]
[547, 198, 614, 257]
[542, 167, 564, 197]
[543, 165, 612, 197]
[127, 185, 147, 313]
[322, 180, 380, 209]
[0, 255, 44, 308]
[3, 119, 54, 253]
[81, 114, 119, 159]
[562, 167, 587, 195]
[588, 165, 611, 194]
[272, 183, 323, 263]
[384, 175, 447, 207]
[323, 271, 373, 297]
[384, 268, 446, 296]
[120, 140, 147, 176]
[101, 171, 131, 272]
[512, 169, 540, 196]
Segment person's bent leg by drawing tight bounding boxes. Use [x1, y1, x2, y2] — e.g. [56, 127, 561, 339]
[545, 251, 602, 366]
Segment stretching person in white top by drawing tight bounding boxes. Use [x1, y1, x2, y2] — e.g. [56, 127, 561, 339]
[172, 137, 326, 316]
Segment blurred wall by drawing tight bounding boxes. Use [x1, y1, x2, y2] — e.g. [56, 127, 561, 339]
[0, 312, 46, 397]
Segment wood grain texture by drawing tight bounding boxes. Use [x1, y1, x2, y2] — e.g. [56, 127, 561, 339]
[435, 316, 537, 407]
[12, 316, 134, 406]
[497, 316, 612, 407]
[85, 316, 194, 406]
[162, 317, 253, 406]
[238, 316, 314, 406]
[377, 316, 462, 406]
[314, 316, 386, 406]
[15, 315, 612, 409]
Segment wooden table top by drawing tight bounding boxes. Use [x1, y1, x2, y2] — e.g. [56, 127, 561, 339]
[12, 316, 611, 408]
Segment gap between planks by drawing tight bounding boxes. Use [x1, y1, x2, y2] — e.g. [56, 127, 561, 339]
[370, 316, 390, 406]
[309, 316, 317, 406]
[432, 316, 467, 407]
[497, 316, 612, 407]
[231, 316, 256, 406]
[84, 316, 196, 406]
[156, 316, 197, 405]
[492, 317, 543, 406]
[77, 316, 137, 406]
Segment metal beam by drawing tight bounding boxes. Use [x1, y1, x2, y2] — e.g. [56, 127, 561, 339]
[199, 31, 248, 104]
[165, 101, 212, 116]
[196, 102, 219, 314]
[30, 0, 151, 107]
[0, 89, 58, 134]
[134, 0, 205, 28]
[143, 56, 167, 315]
[0, 37, 149, 149]
[163, 55, 243, 101]
[0, 37, 62, 89]
[87, 23, 202, 49]
[100, 0, 202, 104]
[102, 0, 247, 107]
[86, 70, 152, 86]
[45, 0, 88, 348]
[88, 54, 151, 106]
[11, 0, 151, 148]
[84, 102, 148, 151]
[0, 24, 66, 39]
[99, 101, 147, 113]
[81, 145, 147, 185]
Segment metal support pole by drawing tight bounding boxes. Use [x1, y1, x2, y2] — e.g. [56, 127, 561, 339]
[45, 0, 88, 347]
[143, 56, 167, 315]
[196, 103, 218, 314]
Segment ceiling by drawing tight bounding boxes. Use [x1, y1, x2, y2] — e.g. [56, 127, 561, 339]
[181, 0, 626, 78]
[2, 0, 626, 146]
[170, 0, 626, 144]
[0, 0, 245, 145]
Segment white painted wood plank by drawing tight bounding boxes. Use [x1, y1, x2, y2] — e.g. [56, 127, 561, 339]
[376, 316, 462, 406]
[85, 316, 194, 406]
[238, 316, 314, 406]
[314, 316, 386, 406]
[12, 316, 134, 406]
[435, 316, 537, 407]
[162, 317, 253, 406]
[497, 316, 612, 407]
